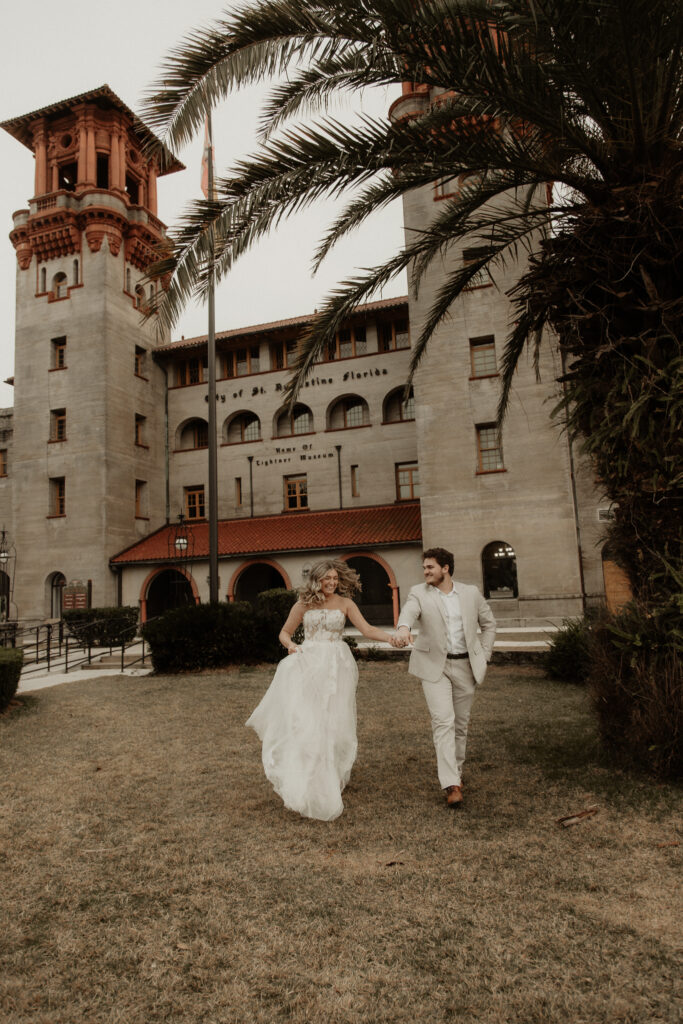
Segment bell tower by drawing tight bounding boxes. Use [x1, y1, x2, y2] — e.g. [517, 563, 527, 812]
[2, 85, 183, 619]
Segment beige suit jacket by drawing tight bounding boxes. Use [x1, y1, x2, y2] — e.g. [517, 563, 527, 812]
[399, 581, 496, 685]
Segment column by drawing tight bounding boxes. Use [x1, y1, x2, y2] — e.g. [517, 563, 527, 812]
[85, 113, 96, 185]
[147, 162, 158, 216]
[119, 136, 127, 196]
[32, 120, 47, 196]
[110, 132, 121, 189]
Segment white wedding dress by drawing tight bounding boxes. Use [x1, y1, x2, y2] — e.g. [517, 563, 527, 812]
[246, 607, 358, 821]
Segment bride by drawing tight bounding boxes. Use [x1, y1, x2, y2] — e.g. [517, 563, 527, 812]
[246, 559, 397, 821]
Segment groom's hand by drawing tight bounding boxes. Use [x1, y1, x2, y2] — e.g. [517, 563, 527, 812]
[392, 627, 413, 648]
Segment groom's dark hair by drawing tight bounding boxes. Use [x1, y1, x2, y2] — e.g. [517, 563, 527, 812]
[423, 547, 454, 575]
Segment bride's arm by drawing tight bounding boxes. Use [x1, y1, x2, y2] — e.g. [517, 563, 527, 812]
[279, 601, 306, 654]
[344, 600, 395, 644]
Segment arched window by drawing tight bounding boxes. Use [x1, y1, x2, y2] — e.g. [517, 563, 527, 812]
[177, 418, 209, 450]
[126, 268, 131, 293]
[52, 272, 68, 299]
[72, 259, 79, 286]
[46, 571, 66, 619]
[225, 412, 261, 444]
[275, 404, 313, 437]
[383, 386, 415, 423]
[135, 285, 146, 310]
[40, 267, 46, 293]
[481, 541, 518, 599]
[327, 395, 370, 430]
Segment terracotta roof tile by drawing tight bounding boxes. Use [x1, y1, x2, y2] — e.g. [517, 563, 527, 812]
[111, 502, 422, 565]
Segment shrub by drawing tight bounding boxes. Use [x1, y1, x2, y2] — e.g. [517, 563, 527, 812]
[0, 648, 23, 712]
[254, 589, 303, 659]
[588, 600, 682, 778]
[543, 616, 593, 684]
[63, 607, 138, 646]
[141, 601, 260, 673]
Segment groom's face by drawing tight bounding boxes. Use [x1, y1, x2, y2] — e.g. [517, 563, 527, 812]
[423, 558, 448, 586]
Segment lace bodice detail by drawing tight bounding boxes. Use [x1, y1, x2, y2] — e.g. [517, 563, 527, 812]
[303, 607, 346, 643]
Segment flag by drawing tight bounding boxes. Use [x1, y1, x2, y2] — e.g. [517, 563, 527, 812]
[200, 116, 214, 199]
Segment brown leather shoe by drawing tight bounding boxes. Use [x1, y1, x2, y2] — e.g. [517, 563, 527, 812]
[445, 785, 463, 808]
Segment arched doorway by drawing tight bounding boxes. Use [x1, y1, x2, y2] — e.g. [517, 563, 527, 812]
[146, 569, 194, 619]
[234, 562, 288, 604]
[481, 541, 518, 599]
[346, 556, 393, 624]
[46, 571, 66, 618]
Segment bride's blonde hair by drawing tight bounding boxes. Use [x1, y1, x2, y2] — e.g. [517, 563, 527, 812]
[299, 559, 361, 606]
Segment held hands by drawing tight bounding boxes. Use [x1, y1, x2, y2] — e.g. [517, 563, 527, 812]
[286, 645, 300, 655]
[390, 628, 413, 649]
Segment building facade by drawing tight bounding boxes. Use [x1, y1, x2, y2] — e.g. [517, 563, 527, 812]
[0, 85, 610, 627]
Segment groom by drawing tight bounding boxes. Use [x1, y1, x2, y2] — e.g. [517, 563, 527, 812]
[394, 547, 496, 808]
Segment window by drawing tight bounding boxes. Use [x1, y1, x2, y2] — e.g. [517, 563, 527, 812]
[58, 162, 77, 191]
[223, 345, 260, 378]
[396, 462, 420, 500]
[193, 422, 208, 449]
[185, 486, 205, 521]
[135, 285, 146, 310]
[134, 346, 146, 377]
[227, 413, 261, 444]
[178, 419, 209, 450]
[434, 176, 456, 199]
[351, 465, 359, 497]
[271, 339, 298, 370]
[323, 325, 367, 361]
[135, 414, 146, 446]
[52, 336, 67, 369]
[328, 396, 370, 430]
[50, 408, 67, 442]
[284, 475, 308, 510]
[463, 247, 493, 288]
[378, 319, 410, 352]
[40, 267, 46, 293]
[125, 174, 140, 205]
[235, 477, 243, 507]
[50, 477, 66, 516]
[96, 154, 109, 190]
[476, 424, 505, 472]
[126, 268, 132, 293]
[135, 480, 147, 519]
[0, 450, 7, 477]
[383, 387, 415, 423]
[470, 336, 497, 378]
[52, 272, 68, 299]
[72, 260, 79, 286]
[176, 358, 207, 386]
[276, 404, 313, 437]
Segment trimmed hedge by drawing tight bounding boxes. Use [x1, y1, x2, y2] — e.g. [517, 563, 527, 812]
[63, 607, 139, 646]
[141, 601, 265, 673]
[0, 648, 23, 712]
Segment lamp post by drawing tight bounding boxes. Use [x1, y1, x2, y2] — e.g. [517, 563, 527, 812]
[168, 513, 194, 606]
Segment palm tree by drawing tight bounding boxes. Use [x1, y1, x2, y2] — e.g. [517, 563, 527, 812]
[141, 0, 682, 622]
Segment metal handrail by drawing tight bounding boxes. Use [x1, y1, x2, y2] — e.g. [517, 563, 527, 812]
[4, 613, 156, 678]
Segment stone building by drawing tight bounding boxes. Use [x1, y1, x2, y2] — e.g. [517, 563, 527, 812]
[0, 84, 611, 627]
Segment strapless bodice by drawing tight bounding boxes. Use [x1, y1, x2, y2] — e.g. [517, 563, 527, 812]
[303, 607, 346, 643]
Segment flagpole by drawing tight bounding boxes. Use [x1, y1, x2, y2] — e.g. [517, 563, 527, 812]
[206, 109, 219, 603]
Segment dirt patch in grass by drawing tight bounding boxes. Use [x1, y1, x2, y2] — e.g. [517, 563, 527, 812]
[1, 663, 680, 1023]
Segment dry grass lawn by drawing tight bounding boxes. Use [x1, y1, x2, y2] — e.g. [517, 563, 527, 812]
[1, 662, 681, 1024]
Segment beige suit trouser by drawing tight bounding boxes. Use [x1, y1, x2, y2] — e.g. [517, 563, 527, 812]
[421, 659, 477, 789]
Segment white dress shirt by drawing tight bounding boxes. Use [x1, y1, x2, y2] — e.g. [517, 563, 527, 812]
[398, 583, 468, 654]
[436, 584, 467, 654]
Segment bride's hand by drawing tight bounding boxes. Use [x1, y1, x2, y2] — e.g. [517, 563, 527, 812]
[286, 645, 300, 654]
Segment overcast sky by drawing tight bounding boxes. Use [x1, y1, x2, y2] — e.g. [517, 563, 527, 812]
[0, 0, 406, 406]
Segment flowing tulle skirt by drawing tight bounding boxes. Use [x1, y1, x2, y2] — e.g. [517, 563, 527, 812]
[246, 640, 358, 821]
